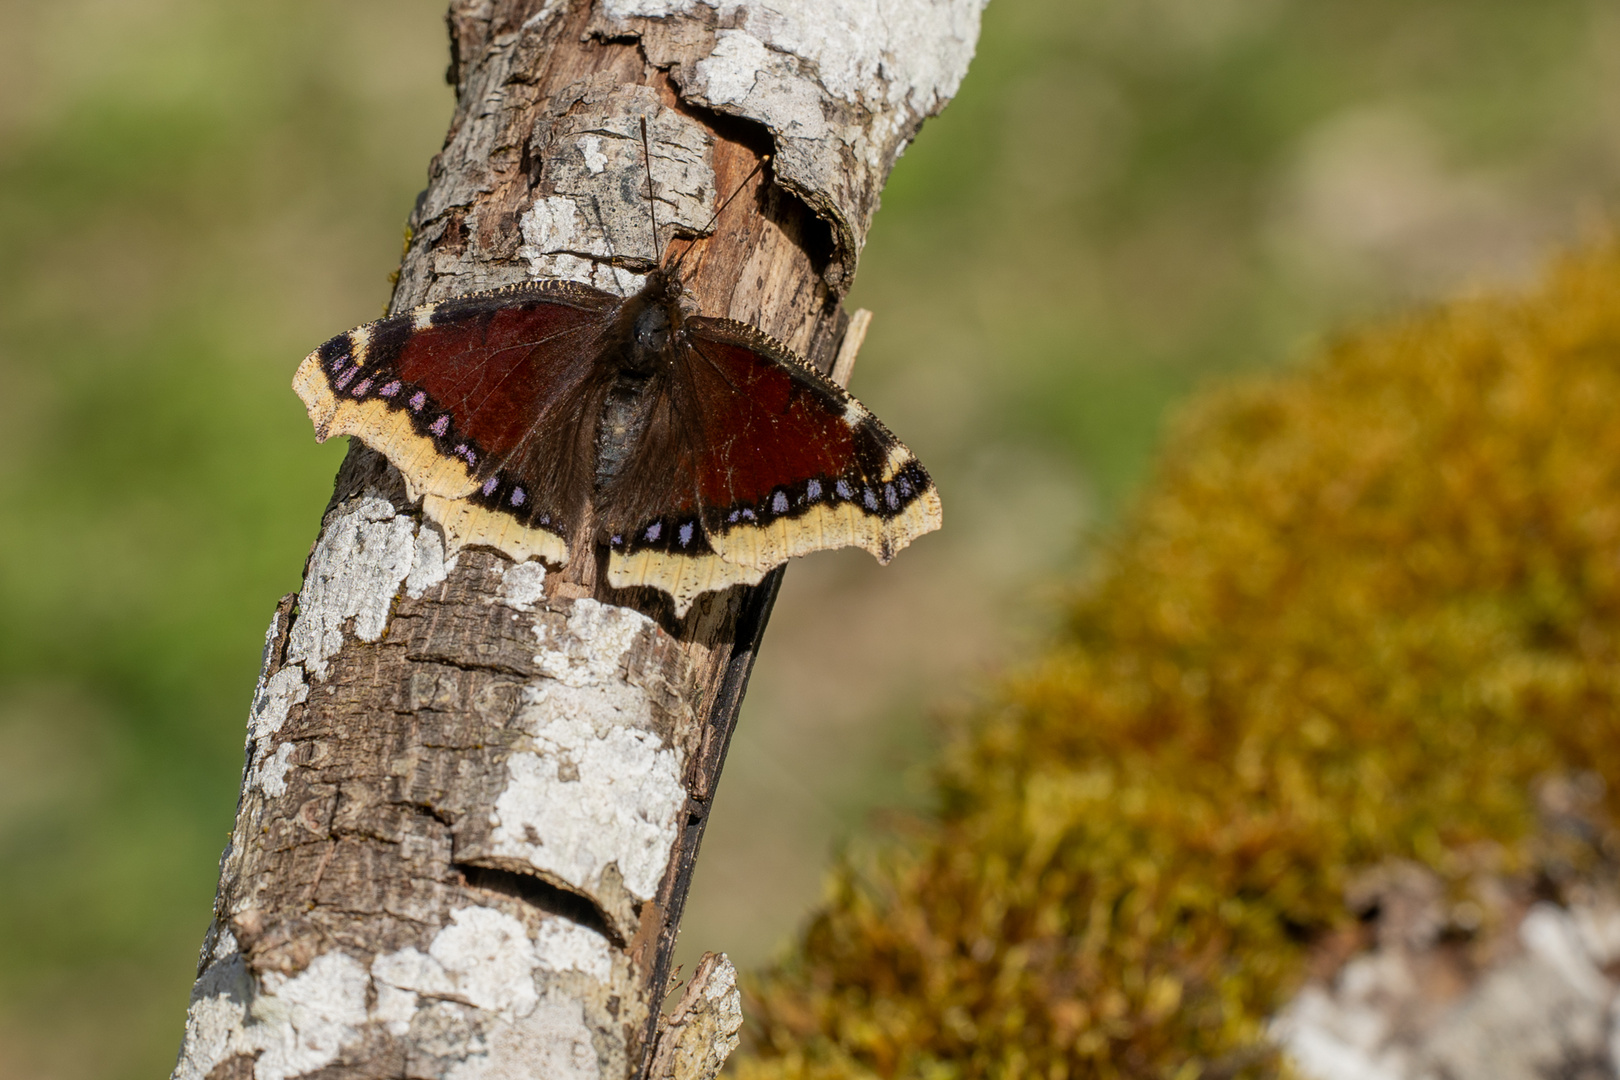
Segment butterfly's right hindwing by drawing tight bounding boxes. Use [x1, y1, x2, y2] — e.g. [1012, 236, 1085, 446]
[603, 316, 942, 612]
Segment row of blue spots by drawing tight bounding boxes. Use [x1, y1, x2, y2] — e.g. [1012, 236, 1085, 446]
[477, 474, 522, 508]
[620, 462, 933, 552]
[331, 357, 423, 415]
[712, 471, 922, 529]
[467, 471, 556, 532]
[341, 372, 405, 403]
[329, 354, 488, 480]
[636, 520, 699, 547]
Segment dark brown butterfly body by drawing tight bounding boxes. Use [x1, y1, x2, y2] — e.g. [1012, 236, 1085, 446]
[295, 203, 940, 615]
[587, 269, 703, 539]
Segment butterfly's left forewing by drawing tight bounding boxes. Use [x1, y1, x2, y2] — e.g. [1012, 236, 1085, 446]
[604, 317, 942, 612]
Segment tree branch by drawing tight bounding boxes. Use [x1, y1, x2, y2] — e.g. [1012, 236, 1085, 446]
[171, 1, 983, 1077]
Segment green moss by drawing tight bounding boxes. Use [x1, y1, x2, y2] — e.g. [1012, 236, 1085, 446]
[739, 246, 1620, 1078]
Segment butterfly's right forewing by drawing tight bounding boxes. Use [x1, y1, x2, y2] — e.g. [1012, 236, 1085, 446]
[293, 281, 618, 567]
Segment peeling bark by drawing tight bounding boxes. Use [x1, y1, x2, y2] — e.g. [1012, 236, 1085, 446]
[172, 1, 983, 1077]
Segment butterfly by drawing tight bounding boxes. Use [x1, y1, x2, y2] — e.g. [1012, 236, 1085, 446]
[292, 140, 941, 616]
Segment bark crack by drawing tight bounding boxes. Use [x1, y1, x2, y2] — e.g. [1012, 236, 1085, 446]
[458, 863, 619, 943]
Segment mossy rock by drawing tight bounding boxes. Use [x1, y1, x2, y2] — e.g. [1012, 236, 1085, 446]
[738, 246, 1620, 1078]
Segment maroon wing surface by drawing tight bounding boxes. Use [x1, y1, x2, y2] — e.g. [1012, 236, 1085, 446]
[604, 316, 942, 611]
[293, 281, 618, 567]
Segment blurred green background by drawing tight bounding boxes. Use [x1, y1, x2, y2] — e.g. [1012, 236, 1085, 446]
[1, 1, 1617, 1076]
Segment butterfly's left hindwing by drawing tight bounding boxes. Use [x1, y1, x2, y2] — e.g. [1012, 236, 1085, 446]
[603, 316, 942, 612]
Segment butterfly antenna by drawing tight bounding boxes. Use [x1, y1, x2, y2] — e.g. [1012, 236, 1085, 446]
[639, 117, 661, 265]
[667, 152, 772, 276]
[587, 194, 628, 299]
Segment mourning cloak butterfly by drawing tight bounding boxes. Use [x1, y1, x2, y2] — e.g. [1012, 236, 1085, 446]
[293, 145, 941, 615]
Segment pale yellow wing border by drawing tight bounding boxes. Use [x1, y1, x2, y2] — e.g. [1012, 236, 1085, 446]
[606, 549, 774, 616]
[607, 482, 943, 616]
[704, 445, 942, 572]
[292, 344, 571, 569]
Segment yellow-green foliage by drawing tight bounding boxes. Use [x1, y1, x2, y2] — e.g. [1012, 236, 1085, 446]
[739, 247, 1620, 1079]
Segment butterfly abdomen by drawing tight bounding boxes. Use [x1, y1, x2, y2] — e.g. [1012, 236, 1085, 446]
[595, 370, 659, 493]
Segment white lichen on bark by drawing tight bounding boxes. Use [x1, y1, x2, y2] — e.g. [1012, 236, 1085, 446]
[592, 0, 989, 285]
[519, 83, 718, 292]
[496, 559, 548, 610]
[406, 523, 459, 599]
[175, 934, 371, 1080]
[286, 495, 418, 679]
[475, 597, 687, 938]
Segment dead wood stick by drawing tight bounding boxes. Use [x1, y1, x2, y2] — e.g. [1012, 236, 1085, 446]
[170, 2, 983, 1077]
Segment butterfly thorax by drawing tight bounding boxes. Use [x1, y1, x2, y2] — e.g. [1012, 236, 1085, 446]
[598, 268, 684, 370]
